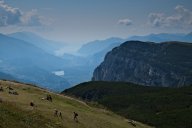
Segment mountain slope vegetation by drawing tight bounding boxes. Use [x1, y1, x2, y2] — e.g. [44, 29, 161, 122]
[63, 81, 192, 128]
[0, 80, 151, 128]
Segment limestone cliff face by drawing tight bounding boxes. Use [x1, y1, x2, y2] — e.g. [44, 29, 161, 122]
[92, 41, 192, 87]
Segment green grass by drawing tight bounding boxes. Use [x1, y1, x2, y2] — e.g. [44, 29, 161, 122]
[0, 80, 151, 128]
[63, 81, 192, 128]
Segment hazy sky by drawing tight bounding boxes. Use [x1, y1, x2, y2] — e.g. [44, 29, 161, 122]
[0, 0, 192, 43]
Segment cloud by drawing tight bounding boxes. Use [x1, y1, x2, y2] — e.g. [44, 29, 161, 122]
[0, 0, 48, 27]
[0, 0, 22, 26]
[20, 9, 46, 26]
[148, 5, 192, 28]
[118, 18, 132, 26]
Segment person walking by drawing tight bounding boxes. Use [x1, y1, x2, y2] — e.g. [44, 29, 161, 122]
[54, 109, 58, 117]
[59, 111, 62, 119]
[73, 112, 78, 122]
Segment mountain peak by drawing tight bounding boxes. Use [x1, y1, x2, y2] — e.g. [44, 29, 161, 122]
[92, 41, 192, 87]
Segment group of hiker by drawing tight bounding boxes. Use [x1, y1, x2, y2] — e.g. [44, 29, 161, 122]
[54, 109, 78, 122]
[0, 85, 18, 95]
[30, 94, 79, 122]
[54, 109, 63, 118]
[0, 85, 18, 105]
[0, 84, 79, 123]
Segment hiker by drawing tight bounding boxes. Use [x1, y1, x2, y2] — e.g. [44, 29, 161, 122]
[30, 101, 35, 107]
[47, 95, 52, 102]
[54, 109, 58, 117]
[12, 90, 18, 95]
[7, 86, 13, 90]
[46, 95, 49, 100]
[0, 87, 3, 92]
[59, 111, 62, 119]
[8, 90, 18, 95]
[73, 112, 78, 122]
[49, 95, 52, 102]
[8, 90, 12, 94]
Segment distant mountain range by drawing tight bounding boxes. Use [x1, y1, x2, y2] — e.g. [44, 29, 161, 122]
[128, 33, 192, 43]
[8, 31, 66, 55]
[57, 38, 125, 86]
[1, 31, 192, 91]
[93, 41, 192, 87]
[76, 32, 192, 69]
[78, 32, 192, 58]
[77, 32, 192, 87]
[0, 33, 69, 91]
[77, 37, 124, 56]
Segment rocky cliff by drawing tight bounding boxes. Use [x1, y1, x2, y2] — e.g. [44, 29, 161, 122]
[92, 41, 192, 87]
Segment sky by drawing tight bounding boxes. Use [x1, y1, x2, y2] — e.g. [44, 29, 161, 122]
[0, 0, 192, 44]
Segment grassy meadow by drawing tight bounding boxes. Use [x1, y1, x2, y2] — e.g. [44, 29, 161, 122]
[0, 80, 152, 128]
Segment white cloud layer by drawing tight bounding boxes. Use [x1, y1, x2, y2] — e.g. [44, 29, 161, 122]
[0, 0, 47, 27]
[21, 9, 45, 26]
[118, 18, 132, 26]
[148, 5, 192, 28]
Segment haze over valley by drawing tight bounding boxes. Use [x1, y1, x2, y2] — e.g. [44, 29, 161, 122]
[0, 0, 192, 128]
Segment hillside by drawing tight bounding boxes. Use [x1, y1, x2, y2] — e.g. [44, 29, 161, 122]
[0, 80, 151, 128]
[63, 81, 192, 128]
[93, 41, 192, 87]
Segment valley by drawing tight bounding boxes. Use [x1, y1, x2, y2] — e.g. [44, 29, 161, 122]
[0, 1, 192, 128]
